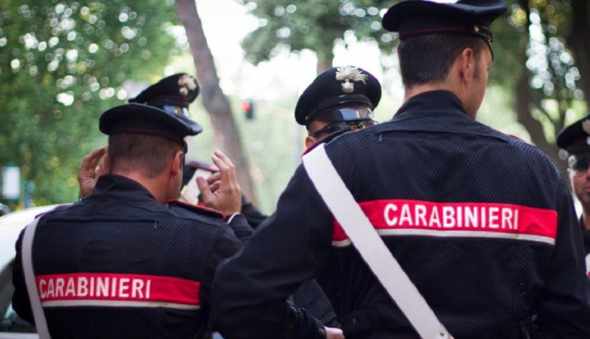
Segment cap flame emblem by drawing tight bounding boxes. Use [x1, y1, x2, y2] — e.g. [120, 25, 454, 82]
[178, 75, 197, 97]
[335, 66, 368, 94]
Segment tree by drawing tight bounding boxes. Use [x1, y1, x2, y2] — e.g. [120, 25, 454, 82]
[0, 0, 178, 206]
[239, 0, 391, 73]
[241, 0, 588, 171]
[176, 0, 257, 202]
[566, 0, 590, 107]
[491, 0, 584, 169]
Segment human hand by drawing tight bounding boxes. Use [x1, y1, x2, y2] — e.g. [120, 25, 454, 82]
[196, 150, 241, 216]
[78, 147, 107, 199]
[324, 327, 345, 339]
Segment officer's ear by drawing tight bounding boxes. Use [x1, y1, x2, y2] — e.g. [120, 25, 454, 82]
[456, 47, 477, 85]
[304, 136, 317, 150]
[170, 149, 184, 177]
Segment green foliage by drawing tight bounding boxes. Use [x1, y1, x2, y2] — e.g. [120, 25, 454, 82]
[492, 1, 584, 136]
[240, 0, 393, 65]
[0, 0, 178, 206]
[242, 0, 587, 149]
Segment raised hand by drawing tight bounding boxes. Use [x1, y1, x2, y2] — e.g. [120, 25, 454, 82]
[78, 147, 107, 199]
[196, 150, 242, 217]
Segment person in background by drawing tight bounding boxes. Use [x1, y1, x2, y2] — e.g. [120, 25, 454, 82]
[556, 114, 590, 277]
[297, 65, 381, 150]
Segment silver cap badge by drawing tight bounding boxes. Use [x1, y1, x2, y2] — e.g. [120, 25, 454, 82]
[335, 66, 368, 94]
[178, 75, 197, 97]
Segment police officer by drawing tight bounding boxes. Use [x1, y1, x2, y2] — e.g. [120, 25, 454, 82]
[211, 1, 590, 339]
[12, 73, 251, 339]
[189, 66, 382, 329]
[557, 114, 590, 277]
[292, 65, 382, 328]
[297, 65, 381, 149]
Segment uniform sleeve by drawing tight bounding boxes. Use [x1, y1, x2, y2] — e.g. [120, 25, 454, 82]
[226, 213, 254, 242]
[293, 279, 339, 327]
[240, 196, 268, 229]
[536, 182, 590, 337]
[200, 227, 242, 312]
[12, 230, 33, 323]
[211, 165, 335, 339]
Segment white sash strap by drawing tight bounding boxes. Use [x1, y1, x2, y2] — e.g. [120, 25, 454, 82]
[302, 144, 452, 339]
[22, 217, 51, 339]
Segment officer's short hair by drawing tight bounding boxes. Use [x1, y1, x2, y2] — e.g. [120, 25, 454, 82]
[108, 134, 181, 178]
[398, 34, 487, 88]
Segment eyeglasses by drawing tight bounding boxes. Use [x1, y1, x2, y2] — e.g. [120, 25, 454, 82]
[310, 119, 376, 139]
[309, 106, 374, 123]
[162, 105, 190, 119]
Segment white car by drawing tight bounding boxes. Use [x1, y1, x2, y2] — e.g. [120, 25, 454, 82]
[0, 205, 59, 339]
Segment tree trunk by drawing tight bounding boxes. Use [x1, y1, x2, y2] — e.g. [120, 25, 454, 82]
[567, 0, 590, 108]
[176, 0, 257, 203]
[514, 0, 563, 172]
[316, 48, 334, 75]
[514, 69, 561, 167]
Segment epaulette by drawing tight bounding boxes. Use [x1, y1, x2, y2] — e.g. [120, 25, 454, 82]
[168, 200, 224, 219]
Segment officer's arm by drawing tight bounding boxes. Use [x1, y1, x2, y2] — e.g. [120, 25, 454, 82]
[240, 195, 268, 229]
[12, 230, 33, 323]
[293, 280, 339, 327]
[536, 183, 590, 337]
[200, 226, 242, 322]
[226, 213, 254, 242]
[211, 165, 335, 339]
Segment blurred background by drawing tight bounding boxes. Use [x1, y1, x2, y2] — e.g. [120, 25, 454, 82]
[0, 0, 588, 214]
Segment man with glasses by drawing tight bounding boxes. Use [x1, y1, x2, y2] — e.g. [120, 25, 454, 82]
[557, 115, 590, 277]
[297, 65, 381, 150]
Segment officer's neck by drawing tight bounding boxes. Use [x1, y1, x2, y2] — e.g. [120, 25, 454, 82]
[404, 81, 475, 119]
[404, 83, 454, 102]
[111, 170, 170, 203]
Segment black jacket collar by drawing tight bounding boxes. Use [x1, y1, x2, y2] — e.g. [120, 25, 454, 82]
[94, 175, 157, 202]
[394, 90, 468, 120]
[373, 90, 511, 144]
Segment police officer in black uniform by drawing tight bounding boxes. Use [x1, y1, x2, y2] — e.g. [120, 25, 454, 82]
[12, 73, 252, 339]
[211, 1, 590, 339]
[557, 114, 590, 277]
[292, 65, 382, 328]
[297, 65, 381, 150]
[187, 66, 382, 329]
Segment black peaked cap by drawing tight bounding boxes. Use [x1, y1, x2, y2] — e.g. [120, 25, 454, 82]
[382, 0, 507, 43]
[557, 114, 590, 155]
[295, 66, 381, 125]
[100, 73, 202, 143]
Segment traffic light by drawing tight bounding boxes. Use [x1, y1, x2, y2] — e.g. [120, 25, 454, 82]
[242, 99, 255, 120]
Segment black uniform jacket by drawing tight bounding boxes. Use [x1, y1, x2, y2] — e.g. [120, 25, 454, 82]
[580, 218, 590, 278]
[212, 91, 590, 339]
[12, 175, 251, 339]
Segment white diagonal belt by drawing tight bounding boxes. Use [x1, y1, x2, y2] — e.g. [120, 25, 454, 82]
[303, 143, 452, 339]
[22, 217, 52, 339]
